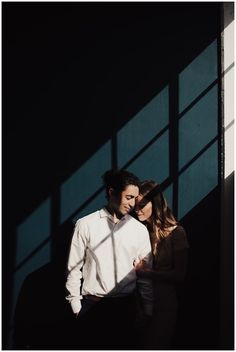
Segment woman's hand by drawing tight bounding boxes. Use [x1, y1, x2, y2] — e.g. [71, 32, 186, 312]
[134, 258, 145, 270]
[134, 259, 153, 278]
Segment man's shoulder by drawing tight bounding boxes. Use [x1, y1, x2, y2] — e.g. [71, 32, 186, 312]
[75, 209, 100, 225]
[126, 215, 148, 231]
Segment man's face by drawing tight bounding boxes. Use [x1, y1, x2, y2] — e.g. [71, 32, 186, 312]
[111, 185, 139, 217]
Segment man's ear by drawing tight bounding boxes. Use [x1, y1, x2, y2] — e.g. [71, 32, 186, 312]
[108, 188, 114, 198]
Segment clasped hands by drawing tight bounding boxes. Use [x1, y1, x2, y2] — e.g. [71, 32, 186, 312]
[134, 259, 153, 278]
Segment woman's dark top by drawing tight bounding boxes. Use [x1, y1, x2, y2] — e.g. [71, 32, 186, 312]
[152, 225, 189, 282]
[147, 225, 189, 349]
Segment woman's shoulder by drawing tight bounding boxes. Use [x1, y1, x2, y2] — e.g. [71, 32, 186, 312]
[170, 225, 189, 249]
[173, 225, 186, 235]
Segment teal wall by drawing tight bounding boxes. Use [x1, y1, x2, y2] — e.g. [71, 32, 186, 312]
[12, 39, 219, 327]
[3, 3, 222, 349]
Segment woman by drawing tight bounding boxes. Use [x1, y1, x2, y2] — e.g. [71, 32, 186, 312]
[135, 180, 189, 349]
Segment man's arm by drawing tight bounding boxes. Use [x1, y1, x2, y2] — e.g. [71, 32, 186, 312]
[65, 220, 87, 314]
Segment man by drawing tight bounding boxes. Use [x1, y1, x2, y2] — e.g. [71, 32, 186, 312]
[65, 169, 153, 349]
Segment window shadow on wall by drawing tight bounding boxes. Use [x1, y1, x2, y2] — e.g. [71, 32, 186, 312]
[3, 3, 232, 349]
[8, 38, 227, 350]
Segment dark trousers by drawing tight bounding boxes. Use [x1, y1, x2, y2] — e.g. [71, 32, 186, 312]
[70, 295, 137, 350]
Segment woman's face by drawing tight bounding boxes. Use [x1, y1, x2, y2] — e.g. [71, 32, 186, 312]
[135, 194, 153, 222]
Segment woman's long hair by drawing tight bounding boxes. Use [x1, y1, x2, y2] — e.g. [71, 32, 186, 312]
[139, 180, 178, 252]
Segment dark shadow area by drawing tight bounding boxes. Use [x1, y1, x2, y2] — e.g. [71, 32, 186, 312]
[13, 223, 146, 350]
[2, 2, 230, 349]
[12, 220, 74, 350]
[12, 184, 222, 351]
[3, 3, 221, 223]
[220, 171, 234, 350]
[173, 186, 221, 350]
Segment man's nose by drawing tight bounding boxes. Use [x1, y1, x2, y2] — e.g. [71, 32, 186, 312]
[129, 199, 136, 208]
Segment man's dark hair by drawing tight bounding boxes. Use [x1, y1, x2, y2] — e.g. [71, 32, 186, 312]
[102, 169, 140, 198]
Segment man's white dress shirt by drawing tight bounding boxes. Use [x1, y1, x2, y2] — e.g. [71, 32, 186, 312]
[66, 208, 153, 314]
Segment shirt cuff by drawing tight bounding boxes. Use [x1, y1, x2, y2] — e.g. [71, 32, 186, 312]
[71, 298, 82, 314]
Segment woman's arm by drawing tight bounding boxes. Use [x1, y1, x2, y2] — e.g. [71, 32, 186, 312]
[136, 248, 189, 283]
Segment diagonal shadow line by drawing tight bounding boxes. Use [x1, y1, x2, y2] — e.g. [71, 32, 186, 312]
[217, 32, 222, 190]
[16, 62, 233, 234]
[9, 265, 148, 334]
[222, 62, 234, 76]
[88, 62, 234, 181]
[16, 61, 233, 234]
[14, 205, 132, 274]
[68, 232, 112, 272]
[224, 119, 234, 132]
[14, 132, 216, 273]
[121, 124, 170, 170]
[169, 77, 179, 218]
[67, 185, 105, 223]
[111, 232, 118, 285]
[112, 133, 118, 169]
[15, 131, 218, 273]
[13, 127, 216, 272]
[179, 79, 218, 119]
[14, 236, 51, 272]
[68, 260, 147, 303]
[179, 62, 234, 121]
[64, 217, 134, 277]
[13, 129, 217, 272]
[55, 122, 170, 226]
[119, 64, 233, 177]
[14, 186, 105, 272]
[178, 136, 219, 176]
[15, 57, 232, 272]
[159, 177, 174, 193]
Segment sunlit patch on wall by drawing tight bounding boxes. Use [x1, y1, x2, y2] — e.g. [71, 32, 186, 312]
[179, 40, 217, 113]
[179, 85, 218, 169]
[127, 130, 169, 182]
[60, 140, 111, 224]
[163, 183, 173, 211]
[117, 86, 169, 168]
[178, 141, 218, 219]
[72, 191, 107, 223]
[13, 198, 51, 326]
[16, 197, 51, 269]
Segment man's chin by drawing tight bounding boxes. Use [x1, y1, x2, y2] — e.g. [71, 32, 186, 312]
[119, 209, 129, 217]
[123, 208, 134, 216]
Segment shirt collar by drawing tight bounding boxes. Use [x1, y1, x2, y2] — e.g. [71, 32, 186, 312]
[99, 207, 127, 222]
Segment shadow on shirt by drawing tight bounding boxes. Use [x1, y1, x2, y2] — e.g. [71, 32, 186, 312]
[13, 221, 151, 350]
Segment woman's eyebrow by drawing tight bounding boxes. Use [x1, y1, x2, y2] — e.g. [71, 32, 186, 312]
[137, 200, 148, 208]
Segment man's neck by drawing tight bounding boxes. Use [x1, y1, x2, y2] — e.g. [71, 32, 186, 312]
[105, 205, 123, 223]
